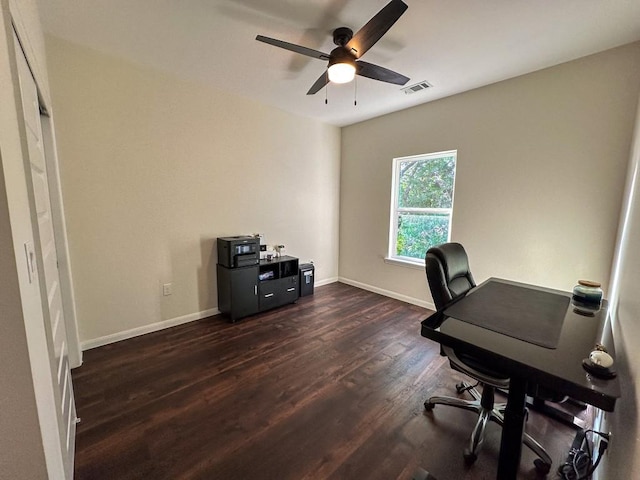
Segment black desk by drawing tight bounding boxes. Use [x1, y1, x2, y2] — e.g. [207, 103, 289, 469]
[421, 278, 620, 480]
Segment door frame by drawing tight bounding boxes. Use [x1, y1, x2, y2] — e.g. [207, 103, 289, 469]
[11, 13, 81, 368]
[8, 11, 80, 480]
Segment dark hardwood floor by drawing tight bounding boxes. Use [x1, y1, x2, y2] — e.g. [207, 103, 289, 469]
[73, 283, 589, 479]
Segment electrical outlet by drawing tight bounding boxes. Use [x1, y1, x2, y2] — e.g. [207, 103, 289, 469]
[163, 283, 172, 296]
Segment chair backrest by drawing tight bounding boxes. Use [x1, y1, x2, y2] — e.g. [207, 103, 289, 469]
[425, 243, 476, 311]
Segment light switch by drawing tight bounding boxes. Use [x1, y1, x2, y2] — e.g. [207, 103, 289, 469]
[163, 283, 172, 296]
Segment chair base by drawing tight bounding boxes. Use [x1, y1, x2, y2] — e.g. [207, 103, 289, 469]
[425, 382, 552, 474]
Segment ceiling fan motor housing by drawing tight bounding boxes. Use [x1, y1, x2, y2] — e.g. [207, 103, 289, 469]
[328, 46, 357, 68]
[332, 27, 353, 46]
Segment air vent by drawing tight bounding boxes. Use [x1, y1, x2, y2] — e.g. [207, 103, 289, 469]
[402, 81, 432, 95]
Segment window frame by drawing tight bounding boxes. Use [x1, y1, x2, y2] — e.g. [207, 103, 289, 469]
[387, 150, 458, 266]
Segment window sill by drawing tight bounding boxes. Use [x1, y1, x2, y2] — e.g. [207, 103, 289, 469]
[384, 257, 425, 270]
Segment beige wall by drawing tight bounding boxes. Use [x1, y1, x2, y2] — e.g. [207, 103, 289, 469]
[340, 42, 640, 307]
[45, 36, 341, 345]
[604, 96, 640, 479]
[0, 0, 50, 477]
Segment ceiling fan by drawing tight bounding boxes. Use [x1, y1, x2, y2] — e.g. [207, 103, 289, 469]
[256, 0, 410, 95]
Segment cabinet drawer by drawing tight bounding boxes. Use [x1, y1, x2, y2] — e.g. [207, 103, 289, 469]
[258, 276, 299, 311]
[281, 276, 299, 303]
[259, 281, 279, 311]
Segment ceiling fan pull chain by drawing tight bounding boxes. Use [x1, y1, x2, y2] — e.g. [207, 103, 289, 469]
[354, 75, 358, 106]
[325, 70, 329, 105]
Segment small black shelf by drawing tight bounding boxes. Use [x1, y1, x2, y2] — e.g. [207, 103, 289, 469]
[259, 256, 299, 281]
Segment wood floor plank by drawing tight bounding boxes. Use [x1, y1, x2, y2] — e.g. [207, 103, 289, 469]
[73, 283, 588, 479]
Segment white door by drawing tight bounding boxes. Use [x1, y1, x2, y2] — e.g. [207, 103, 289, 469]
[14, 36, 76, 479]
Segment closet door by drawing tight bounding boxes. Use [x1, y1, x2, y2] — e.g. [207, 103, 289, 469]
[14, 35, 76, 479]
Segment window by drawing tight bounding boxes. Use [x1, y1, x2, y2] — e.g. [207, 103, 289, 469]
[388, 150, 457, 265]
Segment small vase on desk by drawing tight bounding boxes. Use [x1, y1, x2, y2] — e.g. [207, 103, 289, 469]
[572, 280, 603, 316]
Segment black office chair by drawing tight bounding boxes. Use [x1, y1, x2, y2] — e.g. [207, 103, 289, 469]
[424, 243, 551, 473]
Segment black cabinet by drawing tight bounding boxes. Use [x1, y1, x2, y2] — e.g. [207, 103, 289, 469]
[217, 264, 258, 322]
[217, 256, 299, 322]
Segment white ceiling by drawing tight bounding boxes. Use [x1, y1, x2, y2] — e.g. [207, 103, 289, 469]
[36, 0, 640, 127]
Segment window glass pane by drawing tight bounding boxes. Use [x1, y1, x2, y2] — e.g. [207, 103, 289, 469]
[397, 156, 456, 209]
[396, 212, 451, 259]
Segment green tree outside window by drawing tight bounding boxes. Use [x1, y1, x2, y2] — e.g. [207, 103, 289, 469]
[390, 152, 456, 262]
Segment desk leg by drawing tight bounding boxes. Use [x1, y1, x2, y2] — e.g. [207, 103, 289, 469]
[497, 377, 527, 480]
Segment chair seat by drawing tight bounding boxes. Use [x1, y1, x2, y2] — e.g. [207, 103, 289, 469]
[444, 346, 510, 389]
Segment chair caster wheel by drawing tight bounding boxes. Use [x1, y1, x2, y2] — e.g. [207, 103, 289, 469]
[533, 458, 551, 475]
[463, 449, 477, 464]
[455, 382, 466, 394]
[424, 401, 434, 411]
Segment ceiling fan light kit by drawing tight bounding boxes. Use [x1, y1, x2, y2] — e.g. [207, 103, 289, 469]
[327, 53, 356, 84]
[328, 62, 356, 83]
[256, 0, 410, 96]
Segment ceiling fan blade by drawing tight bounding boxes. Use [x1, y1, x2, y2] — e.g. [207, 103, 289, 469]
[346, 0, 408, 59]
[356, 60, 409, 85]
[256, 35, 331, 61]
[306, 72, 329, 95]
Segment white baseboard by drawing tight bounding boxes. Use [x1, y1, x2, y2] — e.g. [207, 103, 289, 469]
[80, 277, 413, 351]
[80, 277, 341, 351]
[81, 307, 220, 351]
[316, 276, 339, 287]
[338, 276, 434, 310]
